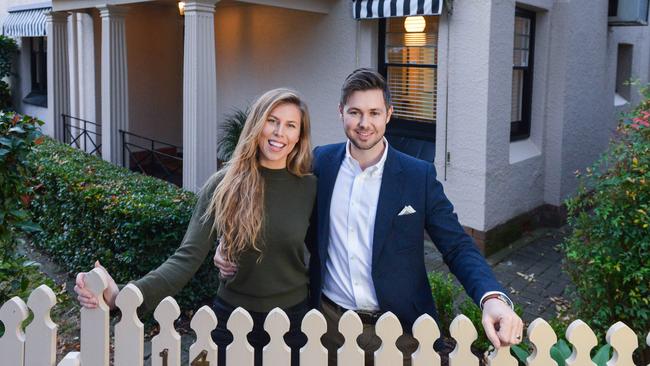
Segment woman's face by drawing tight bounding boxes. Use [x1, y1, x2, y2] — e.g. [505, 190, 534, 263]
[257, 103, 302, 169]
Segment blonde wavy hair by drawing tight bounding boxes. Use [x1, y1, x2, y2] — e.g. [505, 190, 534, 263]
[203, 88, 312, 263]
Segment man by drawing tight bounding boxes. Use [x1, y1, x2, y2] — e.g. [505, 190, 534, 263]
[217, 68, 523, 365]
[312, 68, 521, 365]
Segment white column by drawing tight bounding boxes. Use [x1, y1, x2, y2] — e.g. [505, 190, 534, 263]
[77, 12, 98, 153]
[98, 5, 129, 165]
[68, 13, 80, 144]
[46, 11, 70, 142]
[183, 0, 219, 192]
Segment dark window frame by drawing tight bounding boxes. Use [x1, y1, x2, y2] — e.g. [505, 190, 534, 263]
[24, 37, 47, 107]
[511, 8, 536, 141]
[378, 19, 437, 142]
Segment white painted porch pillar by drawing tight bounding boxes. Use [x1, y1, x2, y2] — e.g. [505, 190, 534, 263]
[98, 5, 129, 165]
[183, 0, 219, 192]
[45, 11, 70, 142]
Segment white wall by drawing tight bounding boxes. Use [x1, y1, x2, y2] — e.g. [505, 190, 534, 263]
[214, 0, 374, 147]
[122, 3, 184, 147]
[437, 0, 650, 232]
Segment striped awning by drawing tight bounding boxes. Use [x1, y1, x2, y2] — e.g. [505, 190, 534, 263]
[2, 4, 51, 37]
[352, 0, 443, 19]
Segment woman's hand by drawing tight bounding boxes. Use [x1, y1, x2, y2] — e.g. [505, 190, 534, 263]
[213, 243, 238, 277]
[74, 261, 120, 310]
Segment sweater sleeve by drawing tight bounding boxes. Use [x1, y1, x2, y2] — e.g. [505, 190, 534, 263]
[131, 173, 222, 313]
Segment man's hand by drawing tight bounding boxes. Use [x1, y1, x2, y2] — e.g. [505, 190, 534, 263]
[481, 298, 524, 348]
[213, 243, 238, 277]
[73, 261, 120, 310]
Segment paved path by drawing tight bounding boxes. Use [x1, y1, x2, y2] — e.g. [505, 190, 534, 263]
[424, 226, 572, 323]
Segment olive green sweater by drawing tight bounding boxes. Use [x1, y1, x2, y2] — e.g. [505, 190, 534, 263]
[133, 167, 317, 313]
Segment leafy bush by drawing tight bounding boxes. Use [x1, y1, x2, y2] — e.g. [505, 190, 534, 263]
[0, 111, 53, 309]
[0, 36, 18, 111]
[562, 85, 649, 360]
[28, 138, 219, 311]
[1, 112, 43, 246]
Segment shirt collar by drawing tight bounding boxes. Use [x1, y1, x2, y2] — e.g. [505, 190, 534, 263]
[344, 137, 389, 177]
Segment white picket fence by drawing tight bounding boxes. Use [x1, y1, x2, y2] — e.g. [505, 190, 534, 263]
[0, 268, 648, 366]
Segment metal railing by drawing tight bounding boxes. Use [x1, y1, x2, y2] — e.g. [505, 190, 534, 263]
[62, 114, 102, 156]
[119, 129, 183, 186]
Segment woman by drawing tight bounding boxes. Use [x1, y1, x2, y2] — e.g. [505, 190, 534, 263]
[74, 88, 316, 366]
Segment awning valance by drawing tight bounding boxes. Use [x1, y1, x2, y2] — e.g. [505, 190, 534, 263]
[352, 0, 443, 19]
[2, 5, 51, 37]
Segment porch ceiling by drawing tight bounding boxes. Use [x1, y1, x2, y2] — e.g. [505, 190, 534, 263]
[52, 0, 175, 12]
[233, 0, 334, 14]
[53, 0, 335, 13]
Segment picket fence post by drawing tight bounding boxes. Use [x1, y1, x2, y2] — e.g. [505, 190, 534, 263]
[338, 310, 364, 365]
[449, 314, 479, 366]
[227, 307, 255, 365]
[375, 312, 403, 366]
[80, 268, 110, 366]
[0, 296, 28, 366]
[566, 319, 598, 366]
[605, 321, 637, 366]
[57, 352, 81, 366]
[411, 314, 440, 366]
[526, 318, 558, 366]
[189, 305, 219, 364]
[300, 309, 328, 366]
[263, 307, 291, 365]
[114, 283, 144, 366]
[152, 297, 181, 366]
[25, 284, 57, 366]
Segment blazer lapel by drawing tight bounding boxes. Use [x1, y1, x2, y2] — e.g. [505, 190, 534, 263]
[317, 144, 346, 262]
[372, 147, 404, 269]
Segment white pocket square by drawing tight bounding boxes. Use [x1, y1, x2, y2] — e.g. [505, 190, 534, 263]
[398, 205, 416, 216]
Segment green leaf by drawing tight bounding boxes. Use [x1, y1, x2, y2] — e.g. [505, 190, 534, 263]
[550, 339, 572, 366]
[511, 344, 529, 363]
[592, 344, 611, 366]
[0, 137, 12, 146]
[8, 126, 25, 134]
[16, 221, 41, 233]
[0, 148, 9, 158]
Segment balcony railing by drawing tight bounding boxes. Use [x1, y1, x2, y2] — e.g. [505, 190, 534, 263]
[62, 114, 101, 156]
[119, 129, 183, 186]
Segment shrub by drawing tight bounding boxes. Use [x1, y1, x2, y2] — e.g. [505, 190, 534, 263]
[0, 111, 52, 310]
[0, 36, 18, 111]
[562, 85, 650, 360]
[28, 138, 219, 311]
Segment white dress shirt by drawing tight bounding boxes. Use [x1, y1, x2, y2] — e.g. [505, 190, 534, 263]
[321, 139, 388, 311]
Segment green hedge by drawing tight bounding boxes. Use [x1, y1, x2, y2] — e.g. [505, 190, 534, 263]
[28, 138, 219, 310]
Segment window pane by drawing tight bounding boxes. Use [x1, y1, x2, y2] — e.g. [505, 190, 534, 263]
[385, 17, 438, 123]
[511, 69, 524, 122]
[386, 17, 438, 65]
[387, 66, 437, 123]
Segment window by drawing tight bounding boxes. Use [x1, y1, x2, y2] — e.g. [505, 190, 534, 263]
[379, 16, 438, 141]
[615, 43, 633, 104]
[24, 37, 47, 107]
[511, 9, 535, 141]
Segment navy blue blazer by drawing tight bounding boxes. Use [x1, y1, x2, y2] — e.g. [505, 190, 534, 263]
[307, 143, 505, 332]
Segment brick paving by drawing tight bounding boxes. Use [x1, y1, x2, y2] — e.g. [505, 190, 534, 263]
[424, 226, 572, 323]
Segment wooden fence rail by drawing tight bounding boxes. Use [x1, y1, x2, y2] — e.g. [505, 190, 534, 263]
[0, 268, 648, 366]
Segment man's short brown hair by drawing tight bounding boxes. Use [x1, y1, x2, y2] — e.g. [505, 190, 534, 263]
[340, 68, 392, 108]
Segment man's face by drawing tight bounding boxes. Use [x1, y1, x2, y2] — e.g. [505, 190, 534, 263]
[340, 89, 393, 152]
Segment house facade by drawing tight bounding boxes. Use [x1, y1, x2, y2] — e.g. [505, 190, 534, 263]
[2, 0, 649, 252]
